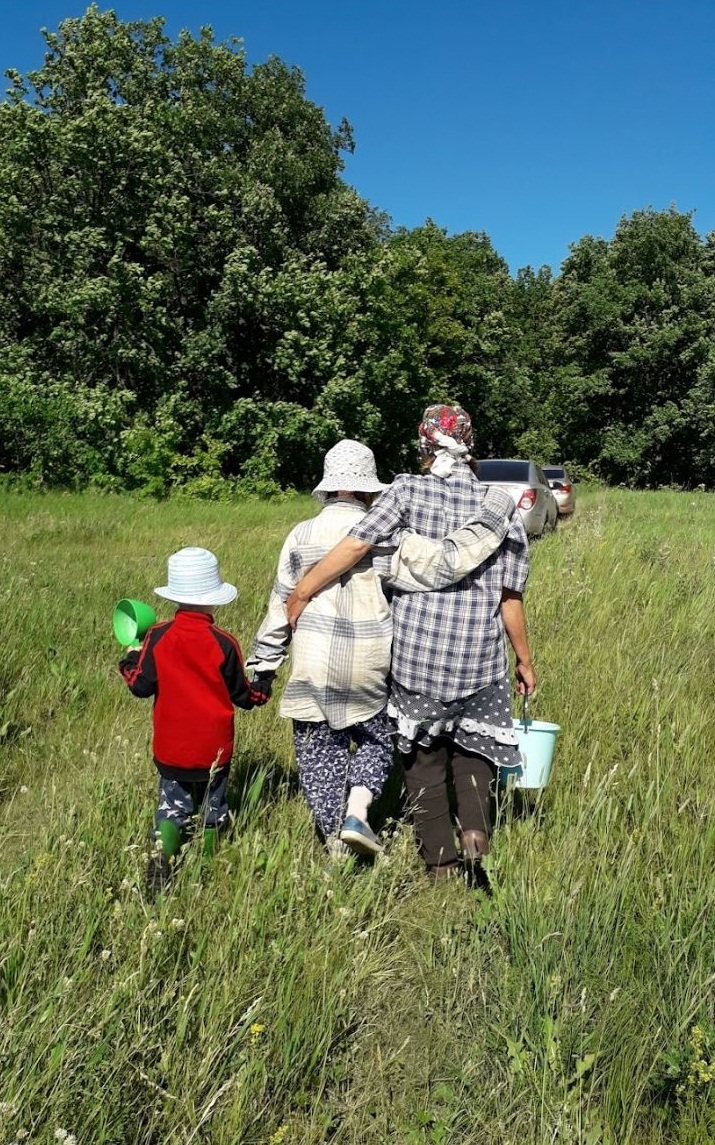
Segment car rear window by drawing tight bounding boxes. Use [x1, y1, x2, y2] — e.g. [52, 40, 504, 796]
[543, 466, 566, 479]
[477, 460, 531, 482]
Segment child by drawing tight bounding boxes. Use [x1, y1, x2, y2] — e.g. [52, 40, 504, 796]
[119, 546, 268, 897]
[247, 439, 515, 860]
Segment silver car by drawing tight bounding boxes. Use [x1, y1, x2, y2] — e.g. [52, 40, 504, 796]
[543, 465, 576, 515]
[476, 458, 558, 538]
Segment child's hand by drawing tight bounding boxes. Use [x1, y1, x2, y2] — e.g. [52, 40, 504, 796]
[249, 672, 273, 706]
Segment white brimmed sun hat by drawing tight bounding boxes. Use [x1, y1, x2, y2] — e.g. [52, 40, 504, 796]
[154, 547, 237, 606]
[312, 439, 388, 502]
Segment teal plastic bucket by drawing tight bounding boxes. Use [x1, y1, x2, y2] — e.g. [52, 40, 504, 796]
[499, 718, 561, 790]
[113, 598, 156, 648]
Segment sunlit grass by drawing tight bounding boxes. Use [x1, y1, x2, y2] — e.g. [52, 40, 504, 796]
[1, 487, 714, 1143]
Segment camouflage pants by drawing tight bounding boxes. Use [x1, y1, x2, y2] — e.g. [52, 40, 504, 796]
[155, 768, 230, 836]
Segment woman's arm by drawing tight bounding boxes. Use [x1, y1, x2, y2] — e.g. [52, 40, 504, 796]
[286, 535, 373, 628]
[387, 486, 515, 592]
[248, 532, 301, 667]
[501, 588, 536, 695]
[287, 484, 516, 620]
[245, 587, 294, 675]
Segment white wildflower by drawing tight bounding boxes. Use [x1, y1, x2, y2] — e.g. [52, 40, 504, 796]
[55, 1131, 69, 1141]
[145, 920, 163, 941]
[169, 918, 185, 931]
[20, 785, 29, 794]
[100, 949, 111, 962]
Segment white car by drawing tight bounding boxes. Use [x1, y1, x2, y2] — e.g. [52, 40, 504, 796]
[476, 458, 558, 538]
[543, 465, 576, 515]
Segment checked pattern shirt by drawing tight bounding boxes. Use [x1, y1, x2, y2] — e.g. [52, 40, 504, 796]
[247, 500, 393, 730]
[349, 467, 530, 702]
[247, 492, 515, 729]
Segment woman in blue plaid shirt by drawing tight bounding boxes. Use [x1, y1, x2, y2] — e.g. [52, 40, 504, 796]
[287, 405, 536, 882]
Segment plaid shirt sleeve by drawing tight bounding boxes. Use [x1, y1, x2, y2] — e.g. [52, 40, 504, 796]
[501, 513, 530, 593]
[245, 532, 297, 675]
[348, 480, 408, 545]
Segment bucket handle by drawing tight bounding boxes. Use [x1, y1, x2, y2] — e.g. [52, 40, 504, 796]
[522, 693, 529, 733]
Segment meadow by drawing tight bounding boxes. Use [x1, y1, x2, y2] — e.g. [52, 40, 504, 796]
[1, 486, 714, 1145]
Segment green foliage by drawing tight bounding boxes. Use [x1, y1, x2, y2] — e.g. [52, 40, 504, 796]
[1, 10, 715, 491]
[554, 208, 715, 485]
[0, 7, 376, 493]
[0, 341, 131, 487]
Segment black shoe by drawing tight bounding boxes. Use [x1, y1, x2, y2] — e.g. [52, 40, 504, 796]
[145, 853, 172, 900]
[463, 858, 492, 895]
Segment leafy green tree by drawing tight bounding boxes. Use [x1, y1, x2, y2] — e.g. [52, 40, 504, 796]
[4, 10, 715, 494]
[554, 209, 715, 485]
[0, 6, 377, 488]
[372, 223, 530, 462]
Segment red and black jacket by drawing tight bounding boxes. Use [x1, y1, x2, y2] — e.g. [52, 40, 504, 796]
[119, 609, 254, 780]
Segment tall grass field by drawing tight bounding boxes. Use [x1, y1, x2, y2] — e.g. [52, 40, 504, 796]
[1, 488, 714, 1145]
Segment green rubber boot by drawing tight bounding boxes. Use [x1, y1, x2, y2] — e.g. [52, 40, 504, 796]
[158, 818, 182, 859]
[202, 827, 219, 859]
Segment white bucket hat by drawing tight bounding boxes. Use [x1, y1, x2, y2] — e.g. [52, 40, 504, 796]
[312, 439, 388, 502]
[154, 547, 237, 606]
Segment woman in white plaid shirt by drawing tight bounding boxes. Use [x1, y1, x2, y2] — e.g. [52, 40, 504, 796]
[287, 407, 536, 881]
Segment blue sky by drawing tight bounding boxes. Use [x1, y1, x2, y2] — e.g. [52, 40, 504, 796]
[3, 0, 714, 274]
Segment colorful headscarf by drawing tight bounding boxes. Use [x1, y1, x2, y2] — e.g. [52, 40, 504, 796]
[418, 404, 473, 476]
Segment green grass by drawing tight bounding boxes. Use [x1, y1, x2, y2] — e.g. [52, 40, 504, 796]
[1, 487, 715, 1144]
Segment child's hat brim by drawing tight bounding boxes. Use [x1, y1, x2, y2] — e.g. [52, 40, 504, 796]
[154, 583, 237, 606]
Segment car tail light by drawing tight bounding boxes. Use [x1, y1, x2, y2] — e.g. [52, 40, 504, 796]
[517, 488, 537, 509]
[560, 483, 572, 493]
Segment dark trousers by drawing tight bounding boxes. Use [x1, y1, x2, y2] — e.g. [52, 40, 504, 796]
[155, 769, 230, 836]
[402, 740, 494, 868]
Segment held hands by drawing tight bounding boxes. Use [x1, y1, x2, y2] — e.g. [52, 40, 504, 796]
[515, 658, 536, 696]
[249, 672, 274, 707]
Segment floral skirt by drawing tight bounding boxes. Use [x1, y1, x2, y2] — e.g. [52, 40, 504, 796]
[388, 675, 521, 767]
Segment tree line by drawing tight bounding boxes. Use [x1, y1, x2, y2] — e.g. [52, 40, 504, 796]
[2, 7, 714, 496]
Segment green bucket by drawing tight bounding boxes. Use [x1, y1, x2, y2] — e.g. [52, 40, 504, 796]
[113, 598, 157, 648]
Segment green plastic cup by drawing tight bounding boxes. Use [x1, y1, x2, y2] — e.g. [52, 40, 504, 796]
[113, 598, 157, 648]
